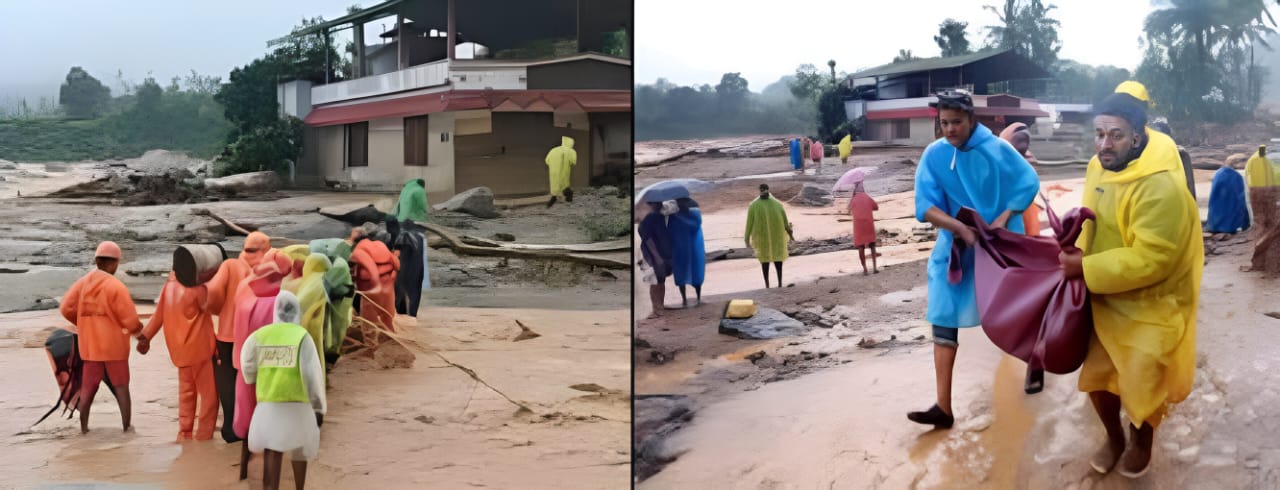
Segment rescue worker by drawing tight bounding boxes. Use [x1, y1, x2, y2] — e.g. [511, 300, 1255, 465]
[60, 241, 144, 434]
[137, 272, 218, 441]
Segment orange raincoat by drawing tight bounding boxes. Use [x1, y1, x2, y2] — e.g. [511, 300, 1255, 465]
[61, 269, 143, 361]
[142, 272, 218, 439]
[351, 238, 400, 332]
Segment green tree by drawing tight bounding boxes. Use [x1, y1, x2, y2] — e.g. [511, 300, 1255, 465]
[827, 60, 837, 85]
[135, 77, 163, 115]
[892, 49, 917, 63]
[789, 64, 826, 100]
[217, 116, 305, 176]
[59, 67, 111, 119]
[984, 0, 1062, 70]
[935, 18, 972, 57]
[715, 72, 750, 114]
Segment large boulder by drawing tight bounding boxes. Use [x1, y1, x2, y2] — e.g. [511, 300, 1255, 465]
[433, 187, 499, 219]
[204, 171, 281, 193]
[797, 183, 833, 207]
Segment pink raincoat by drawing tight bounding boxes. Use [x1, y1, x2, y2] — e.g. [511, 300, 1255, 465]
[232, 249, 292, 438]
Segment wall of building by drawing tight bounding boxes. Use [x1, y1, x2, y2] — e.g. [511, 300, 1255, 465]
[454, 112, 590, 197]
[305, 114, 457, 196]
[911, 118, 937, 146]
[527, 60, 631, 90]
[588, 112, 630, 182]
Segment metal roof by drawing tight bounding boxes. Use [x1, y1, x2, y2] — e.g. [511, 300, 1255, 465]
[850, 49, 1015, 79]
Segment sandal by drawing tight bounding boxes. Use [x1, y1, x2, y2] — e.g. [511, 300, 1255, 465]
[1024, 367, 1044, 395]
[907, 404, 954, 429]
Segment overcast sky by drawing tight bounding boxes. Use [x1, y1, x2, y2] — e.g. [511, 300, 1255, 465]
[0, 1, 367, 101]
[637, 0, 1159, 91]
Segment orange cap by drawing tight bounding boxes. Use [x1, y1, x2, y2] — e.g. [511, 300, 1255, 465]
[95, 241, 121, 260]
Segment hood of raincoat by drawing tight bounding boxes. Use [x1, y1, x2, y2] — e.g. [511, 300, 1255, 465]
[242, 232, 271, 267]
[324, 257, 354, 300]
[273, 290, 302, 324]
[303, 253, 330, 278]
[561, 136, 574, 149]
[247, 249, 292, 297]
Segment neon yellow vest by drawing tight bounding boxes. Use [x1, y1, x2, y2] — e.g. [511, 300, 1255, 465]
[251, 323, 310, 403]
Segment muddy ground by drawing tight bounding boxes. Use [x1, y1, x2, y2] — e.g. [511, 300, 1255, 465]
[634, 135, 1279, 488]
[0, 152, 631, 488]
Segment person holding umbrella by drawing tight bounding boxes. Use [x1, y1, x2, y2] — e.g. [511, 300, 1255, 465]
[638, 201, 674, 318]
[834, 168, 879, 275]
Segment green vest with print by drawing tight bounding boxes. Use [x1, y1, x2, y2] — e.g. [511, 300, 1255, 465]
[251, 322, 310, 403]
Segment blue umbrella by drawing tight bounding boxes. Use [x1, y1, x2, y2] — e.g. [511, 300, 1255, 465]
[635, 179, 714, 205]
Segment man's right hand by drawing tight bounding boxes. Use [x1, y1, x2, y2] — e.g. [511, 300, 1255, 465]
[1059, 248, 1084, 278]
[954, 226, 977, 246]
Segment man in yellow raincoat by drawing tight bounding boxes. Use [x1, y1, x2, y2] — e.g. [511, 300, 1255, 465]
[1245, 146, 1277, 229]
[295, 253, 331, 378]
[1060, 92, 1202, 479]
[745, 184, 794, 288]
[545, 135, 577, 208]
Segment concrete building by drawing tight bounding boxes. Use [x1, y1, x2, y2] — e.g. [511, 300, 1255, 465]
[274, 0, 632, 200]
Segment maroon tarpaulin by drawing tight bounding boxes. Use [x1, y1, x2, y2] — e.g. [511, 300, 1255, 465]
[953, 197, 1096, 377]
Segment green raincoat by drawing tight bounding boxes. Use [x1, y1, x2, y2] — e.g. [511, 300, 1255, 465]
[745, 196, 791, 263]
[545, 136, 577, 198]
[392, 179, 430, 222]
[322, 257, 355, 363]
[310, 238, 353, 265]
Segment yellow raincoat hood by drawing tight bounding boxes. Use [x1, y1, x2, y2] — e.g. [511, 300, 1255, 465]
[1245, 148, 1276, 188]
[1076, 125, 1203, 428]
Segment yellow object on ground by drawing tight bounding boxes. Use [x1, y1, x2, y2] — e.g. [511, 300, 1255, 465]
[725, 299, 757, 319]
[1075, 127, 1203, 429]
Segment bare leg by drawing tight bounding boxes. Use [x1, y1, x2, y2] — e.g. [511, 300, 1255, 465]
[292, 460, 308, 490]
[858, 246, 868, 275]
[647, 284, 664, 318]
[116, 387, 132, 431]
[263, 449, 282, 490]
[761, 262, 770, 288]
[79, 391, 95, 434]
[679, 285, 688, 307]
[870, 243, 878, 273]
[694, 285, 702, 305]
[934, 344, 956, 415]
[1088, 391, 1127, 474]
[774, 262, 783, 285]
[240, 441, 251, 480]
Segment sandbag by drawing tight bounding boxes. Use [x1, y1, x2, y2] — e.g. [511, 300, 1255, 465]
[953, 196, 1096, 376]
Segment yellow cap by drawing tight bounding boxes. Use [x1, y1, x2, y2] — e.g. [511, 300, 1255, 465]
[1115, 80, 1153, 107]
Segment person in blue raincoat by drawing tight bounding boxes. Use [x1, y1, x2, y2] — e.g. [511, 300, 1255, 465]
[1205, 167, 1250, 234]
[908, 91, 1040, 429]
[667, 197, 706, 307]
[789, 137, 803, 173]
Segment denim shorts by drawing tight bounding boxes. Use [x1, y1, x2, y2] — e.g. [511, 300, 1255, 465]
[932, 325, 959, 347]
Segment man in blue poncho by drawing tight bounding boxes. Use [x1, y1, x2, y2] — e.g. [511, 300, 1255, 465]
[907, 90, 1040, 429]
[667, 197, 706, 306]
[1206, 167, 1250, 234]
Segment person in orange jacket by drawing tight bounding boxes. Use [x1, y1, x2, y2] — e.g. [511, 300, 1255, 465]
[206, 231, 271, 443]
[136, 272, 218, 441]
[349, 224, 400, 332]
[60, 241, 144, 434]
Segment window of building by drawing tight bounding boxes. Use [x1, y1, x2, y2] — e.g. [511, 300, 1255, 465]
[404, 115, 429, 166]
[346, 122, 369, 167]
[891, 119, 910, 139]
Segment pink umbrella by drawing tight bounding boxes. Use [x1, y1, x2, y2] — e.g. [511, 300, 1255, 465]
[831, 166, 878, 192]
